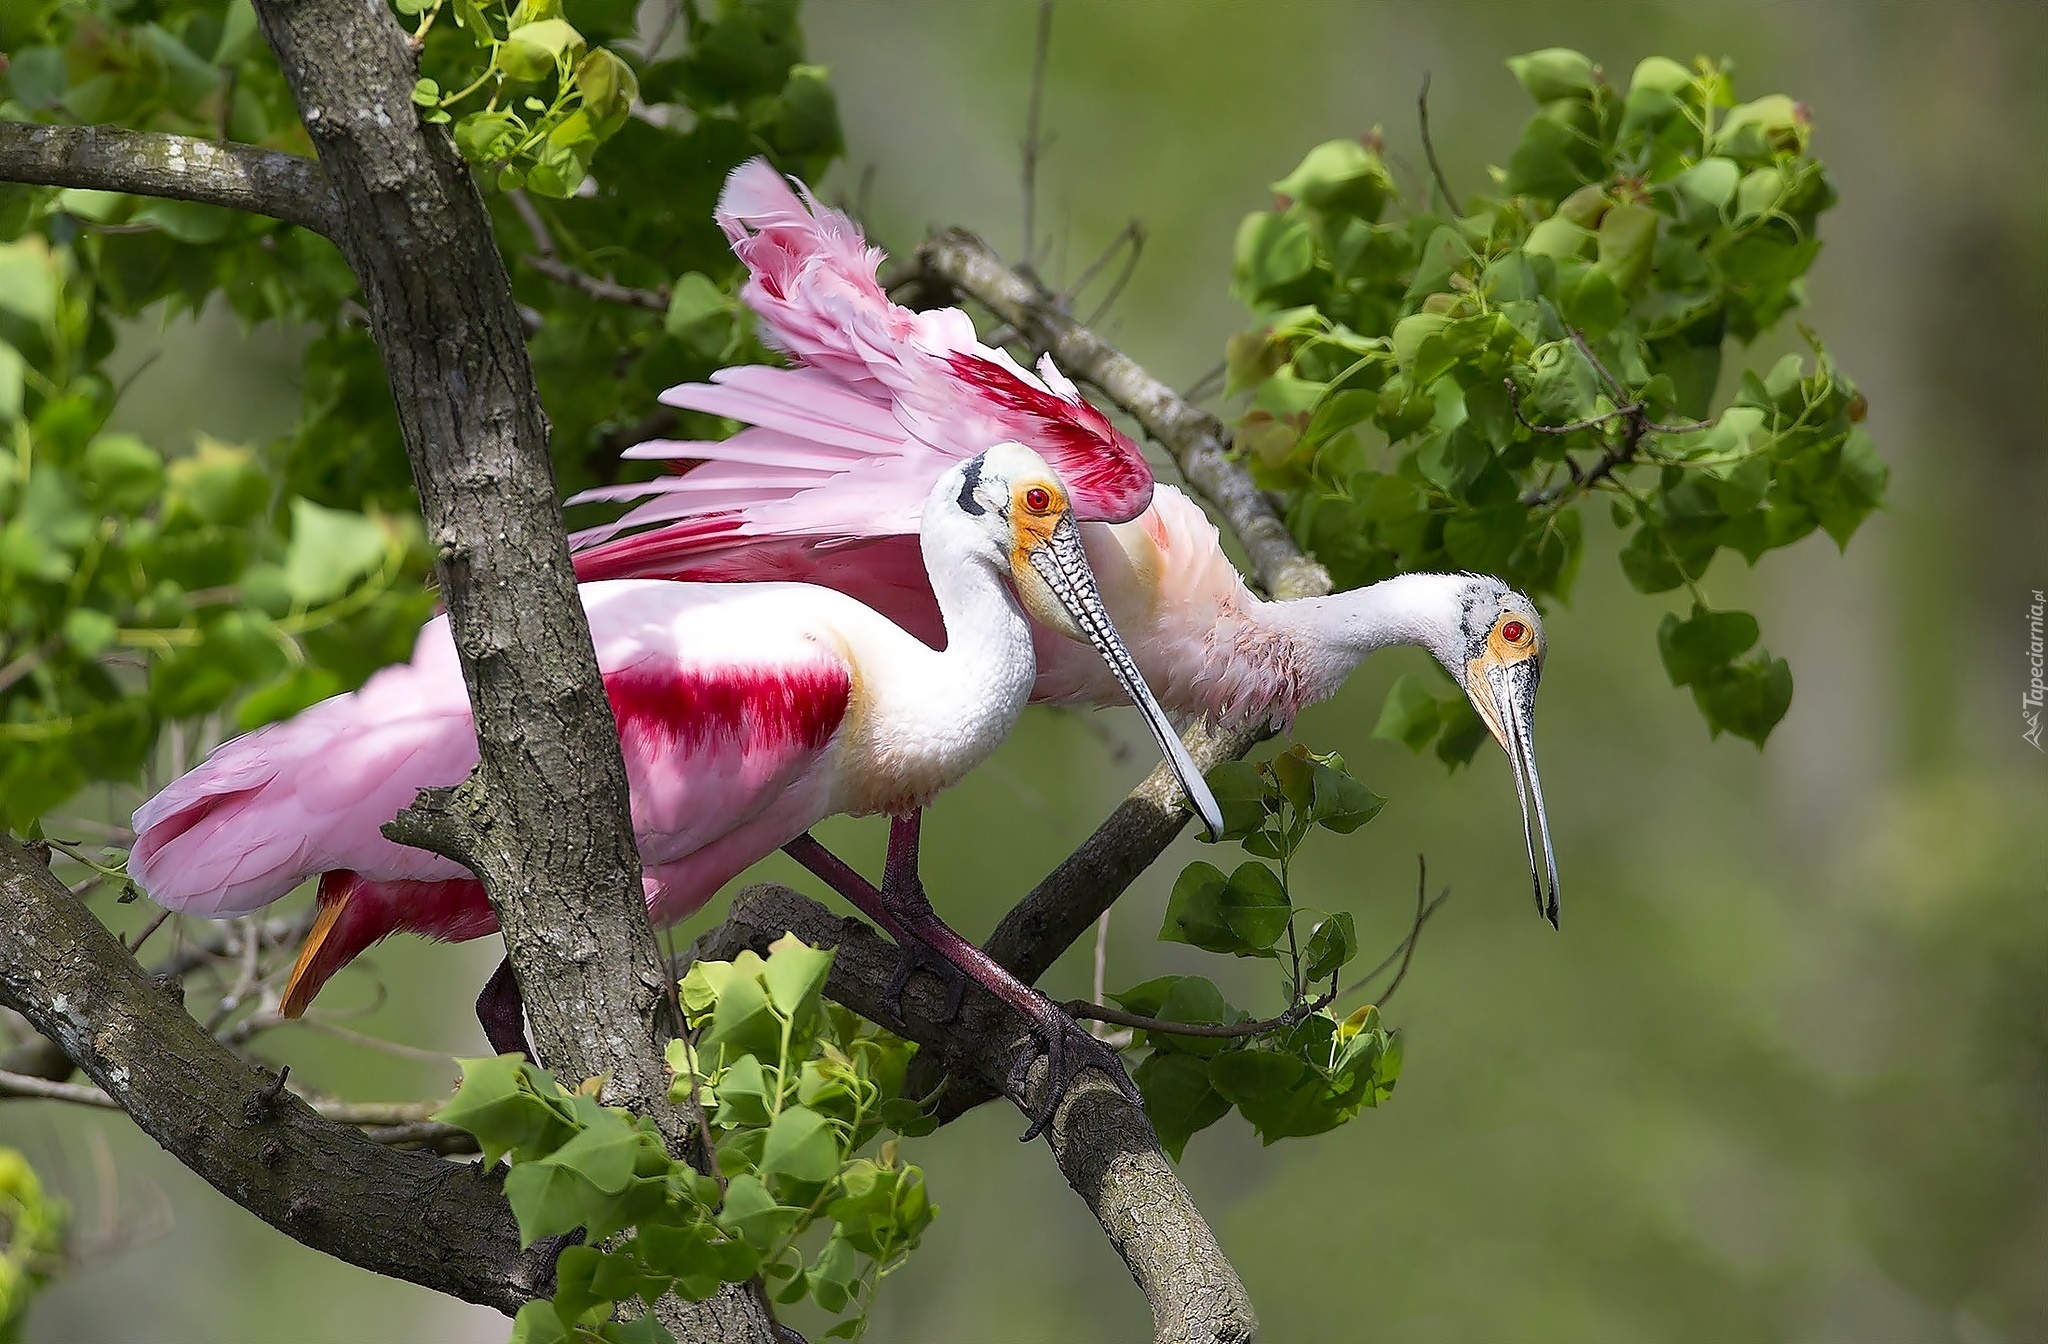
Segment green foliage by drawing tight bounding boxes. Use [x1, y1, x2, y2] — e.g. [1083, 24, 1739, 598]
[438, 938, 933, 1341]
[0, 1147, 64, 1343]
[0, 236, 432, 828]
[0, 0, 843, 829]
[1227, 52, 1883, 749]
[1122, 748, 1402, 1159]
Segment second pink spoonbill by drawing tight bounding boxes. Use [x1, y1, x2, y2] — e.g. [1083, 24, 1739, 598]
[570, 159, 1561, 924]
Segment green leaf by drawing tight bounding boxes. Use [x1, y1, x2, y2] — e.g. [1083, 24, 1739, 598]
[1143, 977, 1247, 1059]
[282, 498, 391, 605]
[164, 439, 268, 527]
[576, 47, 641, 133]
[1203, 760, 1271, 840]
[1219, 862, 1292, 952]
[759, 1104, 841, 1184]
[0, 238, 58, 326]
[435, 1056, 577, 1166]
[760, 935, 834, 1023]
[1158, 862, 1235, 954]
[1390, 312, 1452, 382]
[499, 18, 587, 80]
[1373, 673, 1442, 752]
[61, 609, 120, 658]
[1208, 1048, 1310, 1114]
[1133, 1052, 1231, 1161]
[665, 271, 730, 340]
[717, 1173, 805, 1252]
[1656, 604, 1761, 687]
[544, 1112, 644, 1193]
[1691, 653, 1794, 746]
[1303, 912, 1358, 981]
[79, 433, 164, 512]
[700, 955, 784, 1062]
[509, 1300, 573, 1344]
[1233, 211, 1315, 305]
[1506, 49, 1599, 103]
[1672, 157, 1740, 217]
[1629, 56, 1692, 98]
[1596, 202, 1659, 294]
[0, 342, 22, 423]
[710, 1053, 775, 1128]
[1270, 140, 1392, 219]
[504, 1158, 606, 1245]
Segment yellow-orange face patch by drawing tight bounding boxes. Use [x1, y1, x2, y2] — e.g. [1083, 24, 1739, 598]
[1008, 478, 1069, 561]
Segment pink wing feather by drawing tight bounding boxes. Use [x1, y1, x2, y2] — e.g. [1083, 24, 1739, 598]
[131, 582, 854, 928]
[567, 158, 1152, 560]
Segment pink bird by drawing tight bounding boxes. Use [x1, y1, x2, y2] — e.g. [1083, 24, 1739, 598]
[132, 444, 1222, 1132]
[569, 160, 1561, 923]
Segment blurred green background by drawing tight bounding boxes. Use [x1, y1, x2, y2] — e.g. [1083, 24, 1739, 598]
[8, 0, 2048, 1340]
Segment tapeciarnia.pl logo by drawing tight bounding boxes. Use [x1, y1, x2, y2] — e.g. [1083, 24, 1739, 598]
[2027, 589, 2045, 750]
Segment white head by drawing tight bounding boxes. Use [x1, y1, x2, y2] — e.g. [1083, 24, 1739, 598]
[924, 443, 1224, 839]
[1390, 572, 1558, 926]
[1311, 572, 1558, 922]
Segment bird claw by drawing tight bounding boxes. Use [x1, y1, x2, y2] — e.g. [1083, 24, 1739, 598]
[1008, 1016, 1142, 1142]
[880, 937, 967, 1024]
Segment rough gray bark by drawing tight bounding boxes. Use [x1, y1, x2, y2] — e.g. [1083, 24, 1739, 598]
[243, 3, 771, 1336]
[0, 122, 337, 235]
[696, 886, 1258, 1344]
[0, 835, 550, 1311]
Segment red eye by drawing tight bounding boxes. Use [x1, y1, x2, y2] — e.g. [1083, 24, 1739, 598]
[1025, 487, 1053, 511]
[1501, 620, 1526, 643]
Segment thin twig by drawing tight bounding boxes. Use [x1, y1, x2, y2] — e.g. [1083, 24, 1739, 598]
[1066, 218, 1142, 305]
[1373, 858, 1436, 1009]
[0, 637, 57, 696]
[1569, 327, 1629, 400]
[1019, 0, 1055, 271]
[1418, 73, 1459, 211]
[1063, 979, 1340, 1040]
[1181, 359, 1227, 404]
[1340, 864, 1452, 1003]
[520, 252, 670, 311]
[1081, 222, 1146, 328]
[121, 908, 171, 957]
[1087, 909, 1112, 1041]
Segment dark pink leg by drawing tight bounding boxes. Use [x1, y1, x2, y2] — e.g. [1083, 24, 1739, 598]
[876, 813, 1140, 1142]
[784, 819, 965, 1021]
[476, 956, 534, 1060]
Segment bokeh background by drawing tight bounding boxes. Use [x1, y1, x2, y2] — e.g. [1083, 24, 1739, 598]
[8, 1, 2048, 1340]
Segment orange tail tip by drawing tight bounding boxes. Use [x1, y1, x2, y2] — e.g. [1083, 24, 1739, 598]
[281, 883, 351, 1019]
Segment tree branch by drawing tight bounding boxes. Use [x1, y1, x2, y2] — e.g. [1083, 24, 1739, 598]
[910, 227, 1329, 603]
[695, 886, 1257, 1344]
[0, 834, 548, 1311]
[0, 121, 337, 237]
[247, 2, 769, 1336]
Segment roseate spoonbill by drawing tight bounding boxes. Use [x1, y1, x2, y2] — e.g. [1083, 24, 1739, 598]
[131, 444, 1223, 1127]
[568, 160, 1561, 922]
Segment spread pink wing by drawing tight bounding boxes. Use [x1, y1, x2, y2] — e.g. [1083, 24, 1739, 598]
[566, 157, 1152, 563]
[132, 582, 853, 921]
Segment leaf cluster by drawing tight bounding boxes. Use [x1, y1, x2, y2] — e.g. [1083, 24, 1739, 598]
[0, 1146, 64, 1343]
[438, 938, 934, 1343]
[1120, 748, 1401, 1159]
[0, 238, 432, 827]
[1226, 50, 1884, 749]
